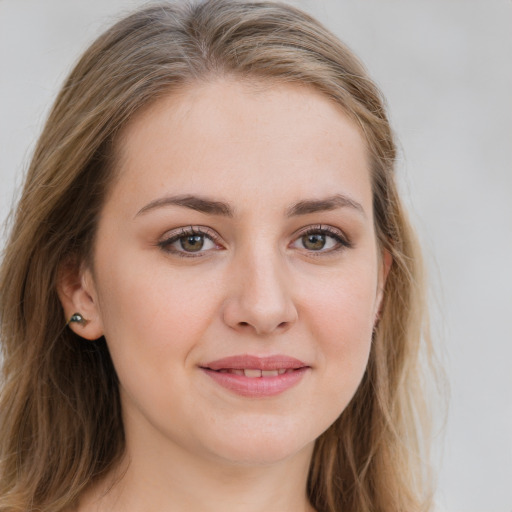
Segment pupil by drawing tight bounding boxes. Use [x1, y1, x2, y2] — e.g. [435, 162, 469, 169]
[181, 235, 204, 252]
[303, 233, 325, 250]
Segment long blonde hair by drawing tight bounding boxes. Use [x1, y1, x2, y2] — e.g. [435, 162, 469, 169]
[0, 1, 434, 510]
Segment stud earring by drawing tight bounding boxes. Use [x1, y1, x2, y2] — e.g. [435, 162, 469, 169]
[68, 312, 89, 327]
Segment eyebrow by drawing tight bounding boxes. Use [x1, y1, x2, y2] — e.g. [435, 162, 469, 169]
[135, 193, 365, 219]
[135, 194, 234, 218]
[285, 194, 365, 218]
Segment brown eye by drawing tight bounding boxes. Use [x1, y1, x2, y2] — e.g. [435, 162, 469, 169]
[301, 233, 326, 251]
[158, 227, 220, 257]
[290, 226, 350, 254]
[180, 234, 205, 252]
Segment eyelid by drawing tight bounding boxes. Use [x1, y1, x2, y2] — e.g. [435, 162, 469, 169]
[157, 225, 224, 257]
[290, 224, 352, 253]
[157, 223, 352, 258]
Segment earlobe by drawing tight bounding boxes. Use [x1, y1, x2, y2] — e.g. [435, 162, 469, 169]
[381, 249, 393, 285]
[375, 249, 393, 323]
[68, 312, 90, 327]
[57, 262, 104, 340]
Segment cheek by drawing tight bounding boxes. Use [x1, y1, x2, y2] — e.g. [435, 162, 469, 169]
[305, 257, 378, 341]
[92, 252, 228, 438]
[93, 249, 222, 376]
[301, 260, 377, 402]
[313, 286, 374, 364]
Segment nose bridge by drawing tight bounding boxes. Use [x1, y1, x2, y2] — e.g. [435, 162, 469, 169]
[244, 244, 286, 305]
[222, 237, 298, 336]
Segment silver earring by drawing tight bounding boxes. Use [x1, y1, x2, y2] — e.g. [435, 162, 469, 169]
[68, 312, 89, 327]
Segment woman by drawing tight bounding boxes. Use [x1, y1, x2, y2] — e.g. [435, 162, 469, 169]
[0, 1, 435, 511]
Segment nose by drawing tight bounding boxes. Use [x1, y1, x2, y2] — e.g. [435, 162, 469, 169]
[222, 248, 298, 336]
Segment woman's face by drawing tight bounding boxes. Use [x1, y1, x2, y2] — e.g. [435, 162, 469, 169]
[78, 79, 388, 466]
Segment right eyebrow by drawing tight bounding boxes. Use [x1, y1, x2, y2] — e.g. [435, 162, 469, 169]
[286, 194, 366, 218]
[135, 194, 234, 219]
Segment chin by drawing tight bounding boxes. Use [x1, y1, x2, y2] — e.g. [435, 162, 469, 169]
[212, 440, 313, 467]
[199, 418, 317, 467]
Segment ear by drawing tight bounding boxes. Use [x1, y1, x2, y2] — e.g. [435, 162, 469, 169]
[374, 248, 393, 324]
[57, 261, 104, 340]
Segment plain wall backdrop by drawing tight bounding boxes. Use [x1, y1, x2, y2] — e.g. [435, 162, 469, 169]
[1, 1, 511, 511]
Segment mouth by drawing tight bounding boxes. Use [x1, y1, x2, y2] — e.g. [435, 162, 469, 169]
[211, 368, 297, 377]
[199, 354, 310, 397]
[200, 354, 309, 373]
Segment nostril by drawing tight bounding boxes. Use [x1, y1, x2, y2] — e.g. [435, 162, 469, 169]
[239, 322, 249, 327]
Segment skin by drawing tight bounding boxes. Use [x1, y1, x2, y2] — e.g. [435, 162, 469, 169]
[60, 79, 390, 512]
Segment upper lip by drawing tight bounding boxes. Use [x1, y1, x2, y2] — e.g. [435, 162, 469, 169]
[201, 354, 309, 371]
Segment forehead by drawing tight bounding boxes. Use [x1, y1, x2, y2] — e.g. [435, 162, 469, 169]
[109, 78, 372, 217]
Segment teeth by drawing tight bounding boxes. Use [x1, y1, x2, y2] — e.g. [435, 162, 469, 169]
[215, 368, 296, 376]
[244, 369, 262, 378]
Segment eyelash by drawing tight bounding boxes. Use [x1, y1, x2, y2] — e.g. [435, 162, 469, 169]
[296, 225, 352, 255]
[157, 226, 221, 258]
[157, 224, 352, 258]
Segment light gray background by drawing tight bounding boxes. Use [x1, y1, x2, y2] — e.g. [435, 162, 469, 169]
[1, 1, 511, 511]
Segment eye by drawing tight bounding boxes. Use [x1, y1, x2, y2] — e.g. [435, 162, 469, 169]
[158, 226, 221, 257]
[290, 225, 351, 254]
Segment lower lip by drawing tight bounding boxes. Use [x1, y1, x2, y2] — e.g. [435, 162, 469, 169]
[201, 368, 309, 397]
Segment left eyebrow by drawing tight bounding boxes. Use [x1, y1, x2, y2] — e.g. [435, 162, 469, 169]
[286, 194, 366, 218]
[135, 194, 234, 218]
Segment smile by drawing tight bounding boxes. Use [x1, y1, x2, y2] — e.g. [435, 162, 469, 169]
[215, 368, 294, 377]
[200, 355, 310, 397]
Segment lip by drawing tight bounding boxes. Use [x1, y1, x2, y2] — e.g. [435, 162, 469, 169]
[203, 354, 308, 371]
[200, 354, 310, 398]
